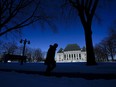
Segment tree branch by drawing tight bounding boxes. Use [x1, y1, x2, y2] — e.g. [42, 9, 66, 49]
[90, 0, 99, 20]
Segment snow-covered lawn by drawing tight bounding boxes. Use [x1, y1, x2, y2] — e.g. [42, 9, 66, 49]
[0, 62, 116, 74]
[0, 62, 116, 87]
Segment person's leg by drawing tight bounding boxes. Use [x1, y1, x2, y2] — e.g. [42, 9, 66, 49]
[45, 64, 51, 76]
[51, 62, 56, 71]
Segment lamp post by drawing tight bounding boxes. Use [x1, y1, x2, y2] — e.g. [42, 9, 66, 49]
[20, 39, 30, 56]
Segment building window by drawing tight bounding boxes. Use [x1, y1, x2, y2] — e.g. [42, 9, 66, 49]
[69, 54, 70, 58]
[69, 54, 71, 59]
[77, 54, 78, 58]
[72, 54, 73, 58]
[74, 54, 75, 58]
[79, 54, 81, 59]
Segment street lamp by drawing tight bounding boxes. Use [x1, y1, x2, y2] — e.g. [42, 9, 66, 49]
[20, 39, 30, 56]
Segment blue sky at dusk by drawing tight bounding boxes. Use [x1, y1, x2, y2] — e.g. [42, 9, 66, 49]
[1, 0, 116, 52]
[21, 0, 116, 52]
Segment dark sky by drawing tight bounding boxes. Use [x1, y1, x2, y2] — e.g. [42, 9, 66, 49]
[1, 0, 116, 52]
[21, 0, 116, 52]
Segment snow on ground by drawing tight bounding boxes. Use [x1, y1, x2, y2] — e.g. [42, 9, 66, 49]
[0, 62, 116, 74]
[0, 71, 116, 87]
[0, 62, 116, 87]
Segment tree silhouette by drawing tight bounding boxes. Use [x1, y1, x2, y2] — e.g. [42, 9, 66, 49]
[94, 41, 109, 62]
[94, 28, 116, 62]
[65, 0, 99, 65]
[33, 48, 44, 62]
[105, 28, 116, 61]
[2, 41, 18, 54]
[0, 0, 54, 36]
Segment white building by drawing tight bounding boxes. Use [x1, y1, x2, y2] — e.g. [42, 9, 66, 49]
[56, 44, 86, 62]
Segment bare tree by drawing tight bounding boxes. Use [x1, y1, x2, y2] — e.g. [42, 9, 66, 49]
[0, 0, 55, 36]
[24, 47, 33, 62]
[63, 0, 99, 65]
[106, 29, 116, 61]
[94, 42, 109, 62]
[2, 41, 18, 54]
[94, 28, 116, 61]
[0, 40, 3, 53]
[33, 48, 44, 62]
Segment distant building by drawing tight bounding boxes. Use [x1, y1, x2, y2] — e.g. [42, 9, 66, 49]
[56, 44, 86, 62]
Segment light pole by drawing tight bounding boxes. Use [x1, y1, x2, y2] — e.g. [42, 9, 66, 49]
[20, 39, 30, 56]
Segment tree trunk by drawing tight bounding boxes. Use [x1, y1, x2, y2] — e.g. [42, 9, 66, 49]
[84, 27, 96, 65]
[111, 53, 114, 61]
[106, 55, 109, 61]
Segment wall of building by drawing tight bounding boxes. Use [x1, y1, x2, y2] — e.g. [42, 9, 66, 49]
[56, 51, 86, 62]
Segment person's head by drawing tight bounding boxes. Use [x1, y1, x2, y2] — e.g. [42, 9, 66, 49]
[53, 43, 58, 48]
[49, 45, 53, 47]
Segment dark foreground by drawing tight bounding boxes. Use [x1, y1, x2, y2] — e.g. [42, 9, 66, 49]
[0, 68, 116, 80]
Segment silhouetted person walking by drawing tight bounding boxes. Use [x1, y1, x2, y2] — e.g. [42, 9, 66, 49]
[44, 43, 58, 76]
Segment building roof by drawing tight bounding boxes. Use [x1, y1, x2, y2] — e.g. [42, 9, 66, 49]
[57, 48, 63, 53]
[64, 44, 81, 51]
[81, 46, 86, 52]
